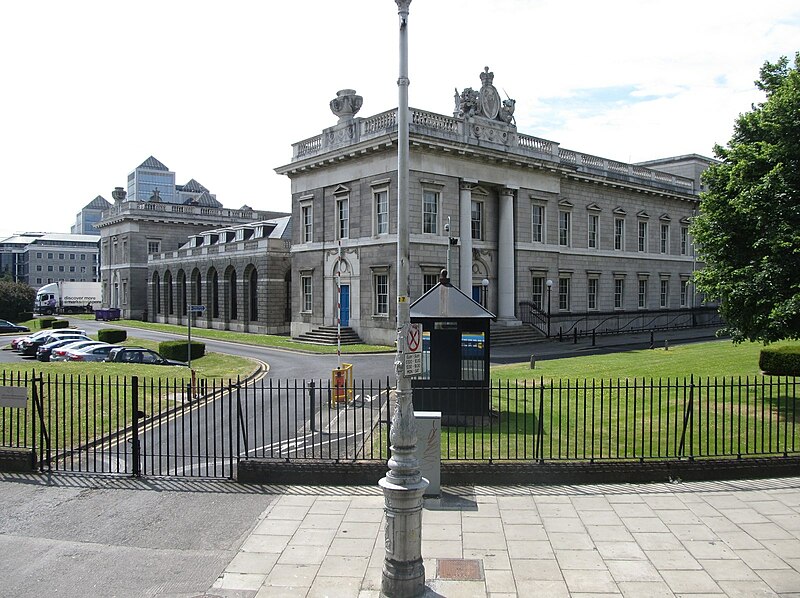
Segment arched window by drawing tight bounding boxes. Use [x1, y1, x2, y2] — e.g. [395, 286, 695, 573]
[248, 267, 258, 322]
[152, 272, 161, 314]
[164, 271, 174, 315]
[178, 270, 187, 317]
[211, 269, 219, 318]
[228, 268, 238, 320]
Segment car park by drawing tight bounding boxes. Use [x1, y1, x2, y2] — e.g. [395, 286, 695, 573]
[105, 347, 187, 366]
[64, 344, 119, 362]
[36, 337, 95, 362]
[20, 331, 89, 357]
[0, 319, 29, 334]
[49, 340, 107, 362]
[11, 329, 51, 351]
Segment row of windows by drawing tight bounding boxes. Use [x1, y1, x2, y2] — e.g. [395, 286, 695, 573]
[532, 276, 691, 311]
[35, 265, 89, 273]
[301, 273, 390, 317]
[34, 252, 94, 261]
[300, 189, 691, 257]
[35, 278, 87, 284]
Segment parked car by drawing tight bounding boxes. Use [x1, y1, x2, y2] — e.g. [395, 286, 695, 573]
[105, 347, 187, 366]
[49, 340, 107, 362]
[0, 319, 29, 334]
[36, 337, 94, 362]
[20, 330, 88, 357]
[64, 344, 119, 363]
[11, 329, 51, 351]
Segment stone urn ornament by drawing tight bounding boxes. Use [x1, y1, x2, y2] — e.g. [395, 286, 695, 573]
[330, 89, 363, 123]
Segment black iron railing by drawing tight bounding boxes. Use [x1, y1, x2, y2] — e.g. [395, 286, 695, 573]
[2, 372, 797, 476]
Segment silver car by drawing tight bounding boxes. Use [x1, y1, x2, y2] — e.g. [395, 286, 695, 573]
[50, 340, 107, 362]
[64, 344, 119, 363]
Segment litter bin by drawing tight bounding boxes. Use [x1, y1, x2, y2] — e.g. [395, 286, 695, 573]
[331, 363, 353, 405]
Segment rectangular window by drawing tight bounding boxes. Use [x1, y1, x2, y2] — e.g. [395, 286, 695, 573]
[614, 278, 624, 309]
[337, 198, 349, 240]
[301, 276, 312, 312]
[47, 252, 53, 259]
[558, 211, 571, 247]
[47, 266, 53, 272]
[69, 253, 75, 260]
[374, 274, 389, 315]
[80, 254, 86, 260]
[681, 226, 689, 255]
[423, 273, 438, 293]
[660, 279, 669, 308]
[375, 190, 389, 235]
[59, 266, 64, 272]
[471, 200, 483, 240]
[614, 218, 624, 250]
[638, 221, 648, 252]
[147, 240, 161, 254]
[586, 215, 597, 249]
[301, 205, 313, 243]
[36, 265, 42, 272]
[558, 277, 570, 311]
[69, 266, 75, 272]
[660, 224, 670, 254]
[587, 278, 598, 310]
[59, 253, 64, 259]
[532, 205, 544, 243]
[680, 279, 689, 307]
[423, 190, 438, 234]
[638, 279, 648, 309]
[80, 266, 86, 273]
[36, 252, 42, 259]
[531, 276, 544, 310]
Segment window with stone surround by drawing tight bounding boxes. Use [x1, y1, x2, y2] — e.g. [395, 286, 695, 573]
[681, 226, 689, 255]
[558, 211, 571, 247]
[660, 279, 669, 308]
[532, 204, 544, 243]
[374, 189, 389, 235]
[587, 277, 598, 310]
[374, 273, 389, 315]
[614, 278, 624, 309]
[558, 277, 570, 311]
[680, 279, 689, 307]
[638, 279, 648, 309]
[660, 224, 670, 254]
[588, 214, 599, 249]
[638, 221, 648, 252]
[471, 200, 483, 240]
[614, 218, 625, 250]
[301, 275, 312, 312]
[301, 204, 313, 243]
[531, 276, 544, 310]
[423, 190, 439, 234]
[337, 197, 349, 240]
[423, 273, 439, 294]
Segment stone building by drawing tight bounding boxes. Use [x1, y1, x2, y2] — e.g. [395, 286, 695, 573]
[276, 68, 714, 346]
[147, 217, 292, 334]
[96, 157, 289, 319]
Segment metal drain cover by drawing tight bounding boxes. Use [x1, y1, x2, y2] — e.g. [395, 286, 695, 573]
[437, 558, 484, 581]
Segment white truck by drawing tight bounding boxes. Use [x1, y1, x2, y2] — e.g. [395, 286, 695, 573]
[35, 282, 102, 315]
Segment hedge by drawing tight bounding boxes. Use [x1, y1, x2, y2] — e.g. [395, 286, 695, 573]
[159, 340, 206, 362]
[50, 320, 69, 329]
[98, 329, 127, 344]
[39, 317, 56, 329]
[16, 312, 33, 323]
[759, 345, 800, 376]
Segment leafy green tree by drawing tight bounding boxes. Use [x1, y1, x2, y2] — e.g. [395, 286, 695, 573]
[0, 280, 35, 321]
[692, 53, 800, 343]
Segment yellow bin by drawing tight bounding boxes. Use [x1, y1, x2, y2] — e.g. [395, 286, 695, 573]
[331, 363, 353, 404]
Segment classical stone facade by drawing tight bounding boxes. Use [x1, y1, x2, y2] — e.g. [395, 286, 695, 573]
[96, 158, 289, 319]
[276, 71, 713, 346]
[148, 218, 292, 334]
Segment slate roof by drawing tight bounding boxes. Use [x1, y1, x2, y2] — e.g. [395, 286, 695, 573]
[410, 282, 495, 320]
[137, 156, 169, 171]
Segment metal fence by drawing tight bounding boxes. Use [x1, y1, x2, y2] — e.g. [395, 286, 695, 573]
[1, 372, 797, 478]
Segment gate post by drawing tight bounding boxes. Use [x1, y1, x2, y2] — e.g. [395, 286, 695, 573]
[132, 375, 141, 477]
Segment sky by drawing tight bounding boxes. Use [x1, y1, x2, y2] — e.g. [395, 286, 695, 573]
[1, 0, 798, 238]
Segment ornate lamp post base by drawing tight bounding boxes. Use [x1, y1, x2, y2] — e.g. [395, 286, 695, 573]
[379, 476, 427, 597]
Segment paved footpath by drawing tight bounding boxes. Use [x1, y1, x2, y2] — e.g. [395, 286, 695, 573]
[209, 476, 800, 598]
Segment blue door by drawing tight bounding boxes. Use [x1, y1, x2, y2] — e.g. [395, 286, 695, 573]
[340, 284, 350, 327]
[472, 285, 481, 304]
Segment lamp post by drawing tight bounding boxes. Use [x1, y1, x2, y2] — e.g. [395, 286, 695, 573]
[481, 277, 489, 308]
[379, 1, 427, 597]
[546, 279, 553, 338]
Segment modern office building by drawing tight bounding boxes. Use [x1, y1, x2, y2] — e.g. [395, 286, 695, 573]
[71, 195, 112, 236]
[0, 232, 100, 287]
[275, 69, 715, 346]
[97, 157, 289, 319]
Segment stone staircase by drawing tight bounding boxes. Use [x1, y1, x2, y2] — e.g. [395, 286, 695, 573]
[490, 323, 546, 346]
[293, 326, 364, 346]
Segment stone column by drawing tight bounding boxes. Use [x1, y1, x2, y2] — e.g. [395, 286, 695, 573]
[497, 187, 517, 322]
[458, 180, 476, 291]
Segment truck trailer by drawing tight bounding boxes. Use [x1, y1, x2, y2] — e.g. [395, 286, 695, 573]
[35, 282, 102, 315]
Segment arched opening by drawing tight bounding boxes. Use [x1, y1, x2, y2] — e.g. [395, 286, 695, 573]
[152, 272, 161, 315]
[210, 269, 219, 318]
[247, 266, 258, 322]
[164, 271, 174, 315]
[177, 270, 187, 318]
[227, 267, 238, 321]
[191, 268, 202, 307]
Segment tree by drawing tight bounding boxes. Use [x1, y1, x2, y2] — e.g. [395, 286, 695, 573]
[0, 280, 35, 321]
[692, 53, 800, 343]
